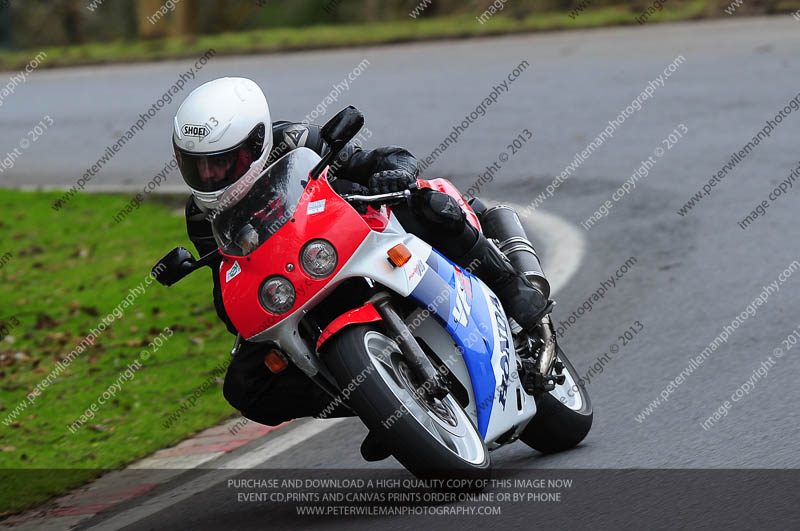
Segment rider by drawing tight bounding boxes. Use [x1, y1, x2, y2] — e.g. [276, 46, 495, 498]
[171, 77, 550, 459]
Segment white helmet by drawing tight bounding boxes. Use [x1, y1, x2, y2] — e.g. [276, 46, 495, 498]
[173, 77, 272, 210]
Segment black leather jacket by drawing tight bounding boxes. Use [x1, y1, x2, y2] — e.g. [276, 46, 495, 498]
[185, 120, 418, 334]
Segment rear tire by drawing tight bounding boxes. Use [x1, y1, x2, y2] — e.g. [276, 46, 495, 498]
[519, 347, 593, 453]
[325, 324, 491, 480]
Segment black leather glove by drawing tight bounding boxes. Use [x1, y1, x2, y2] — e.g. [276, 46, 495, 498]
[368, 169, 416, 195]
[340, 182, 370, 214]
[153, 247, 197, 287]
[346, 182, 370, 196]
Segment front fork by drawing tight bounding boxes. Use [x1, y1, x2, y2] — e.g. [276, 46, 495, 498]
[370, 292, 450, 401]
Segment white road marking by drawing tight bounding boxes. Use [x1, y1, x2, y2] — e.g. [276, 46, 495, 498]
[0, 515, 85, 531]
[84, 418, 345, 531]
[216, 418, 346, 470]
[128, 451, 226, 470]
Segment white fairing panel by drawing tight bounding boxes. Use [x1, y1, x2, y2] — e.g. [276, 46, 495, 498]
[474, 281, 536, 443]
[404, 280, 536, 445]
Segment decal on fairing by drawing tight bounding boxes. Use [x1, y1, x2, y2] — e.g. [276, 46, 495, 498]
[451, 267, 473, 327]
[407, 258, 427, 282]
[411, 251, 497, 437]
[306, 199, 326, 215]
[488, 294, 512, 410]
[225, 261, 242, 283]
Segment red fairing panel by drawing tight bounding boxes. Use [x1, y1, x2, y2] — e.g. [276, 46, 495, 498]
[218, 169, 372, 339]
[315, 302, 382, 351]
[360, 205, 390, 232]
[416, 178, 482, 232]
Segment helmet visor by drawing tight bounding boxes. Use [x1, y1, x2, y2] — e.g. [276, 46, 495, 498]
[174, 123, 265, 193]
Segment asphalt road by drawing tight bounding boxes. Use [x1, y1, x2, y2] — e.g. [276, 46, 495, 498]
[4, 14, 800, 530]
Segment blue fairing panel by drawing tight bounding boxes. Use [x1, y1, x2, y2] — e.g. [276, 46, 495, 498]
[409, 250, 497, 437]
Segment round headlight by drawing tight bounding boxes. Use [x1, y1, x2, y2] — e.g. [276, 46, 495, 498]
[259, 276, 296, 314]
[300, 239, 337, 279]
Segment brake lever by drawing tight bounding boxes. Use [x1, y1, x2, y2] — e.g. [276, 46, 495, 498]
[341, 189, 411, 204]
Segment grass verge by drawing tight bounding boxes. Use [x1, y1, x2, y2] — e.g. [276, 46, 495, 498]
[0, 190, 239, 515]
[0, 3, 715, 71]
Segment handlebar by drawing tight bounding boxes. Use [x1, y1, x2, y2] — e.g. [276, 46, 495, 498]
[340, 182, 418, 205]
[341, 189, 411, 204]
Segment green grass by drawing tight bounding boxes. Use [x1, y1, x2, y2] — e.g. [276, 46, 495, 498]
[0, 3, 714, 71]
[0, 190, 239, 515]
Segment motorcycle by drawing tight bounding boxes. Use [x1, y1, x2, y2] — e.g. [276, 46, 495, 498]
[154, 107, 592, 479]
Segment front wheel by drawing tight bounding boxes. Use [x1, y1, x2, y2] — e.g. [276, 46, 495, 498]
[519, 346, 593, 453]
[325, 325, 491, 480]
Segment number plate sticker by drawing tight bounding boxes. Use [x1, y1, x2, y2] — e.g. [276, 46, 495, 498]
[307, 199, 326, 215]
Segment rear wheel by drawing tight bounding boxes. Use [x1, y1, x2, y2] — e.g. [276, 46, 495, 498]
[325, 325, 491, 480]
[519, 347, 593, 453]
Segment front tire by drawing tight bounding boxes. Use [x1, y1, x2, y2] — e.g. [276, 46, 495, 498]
[325, 325, 491, 480]
[519, 347, 593, 453]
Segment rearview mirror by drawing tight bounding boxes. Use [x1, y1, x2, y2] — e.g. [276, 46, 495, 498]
[152, 247, 198, 287]
[311, 106, 365, 180]
[320, 106, 364, 153]
[153, 247, 222, 286]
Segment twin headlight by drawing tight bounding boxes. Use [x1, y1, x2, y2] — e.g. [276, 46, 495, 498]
[299, 239, 338, 279]
[258, 276, 296, 314]
[258, 239, 337, 314]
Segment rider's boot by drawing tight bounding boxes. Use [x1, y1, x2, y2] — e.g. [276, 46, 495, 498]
[454, 230, 549, 332]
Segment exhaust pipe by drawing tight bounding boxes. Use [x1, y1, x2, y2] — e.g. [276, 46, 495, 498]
[535, 315, 557, 376]
[478, 205, 550, 299]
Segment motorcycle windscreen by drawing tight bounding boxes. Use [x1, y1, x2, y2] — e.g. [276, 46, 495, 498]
[211, 147, 322, 257]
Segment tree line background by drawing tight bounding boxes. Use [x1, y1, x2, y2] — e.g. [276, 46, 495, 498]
[0, 0, 785, 50]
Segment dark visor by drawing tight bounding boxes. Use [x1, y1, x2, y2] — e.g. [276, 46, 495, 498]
[174, 123, 265, 193]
